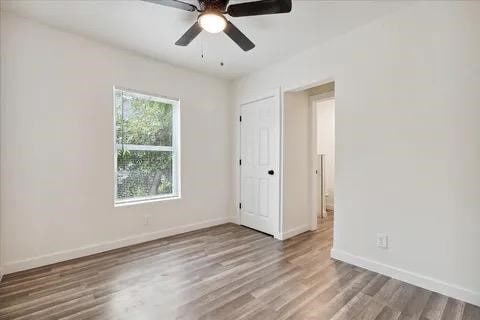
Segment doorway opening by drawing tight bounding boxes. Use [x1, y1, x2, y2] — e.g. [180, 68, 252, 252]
[311, 84, 335, 224]
[280, 81, 334, 239]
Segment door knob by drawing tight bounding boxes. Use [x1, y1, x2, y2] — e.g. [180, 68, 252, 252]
[268, 170, 274, 175]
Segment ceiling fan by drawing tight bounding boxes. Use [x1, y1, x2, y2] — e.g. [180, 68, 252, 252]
[142, 0, 292, 51]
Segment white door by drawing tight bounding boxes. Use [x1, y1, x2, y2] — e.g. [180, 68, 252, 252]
[240, 93, 280, 236]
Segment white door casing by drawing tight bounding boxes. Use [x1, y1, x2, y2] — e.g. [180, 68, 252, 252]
[240, 92, 280, 236]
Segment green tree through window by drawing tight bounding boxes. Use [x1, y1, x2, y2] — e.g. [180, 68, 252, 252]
[114, 88, 179, 203]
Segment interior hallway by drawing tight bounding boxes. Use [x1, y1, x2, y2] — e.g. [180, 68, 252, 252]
[0, 216, 478, 320]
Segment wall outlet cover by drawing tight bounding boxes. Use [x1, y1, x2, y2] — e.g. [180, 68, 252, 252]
[376, 233, 388, 249]
[144, 214, 152, 226]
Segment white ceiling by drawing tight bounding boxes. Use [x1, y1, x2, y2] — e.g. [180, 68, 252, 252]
[2, 0, 409, 79]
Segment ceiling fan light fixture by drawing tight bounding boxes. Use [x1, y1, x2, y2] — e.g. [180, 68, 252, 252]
[143, 0, 293, 51]
[198, 12, 227, 34]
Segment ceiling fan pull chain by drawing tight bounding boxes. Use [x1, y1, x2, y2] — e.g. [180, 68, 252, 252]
[201, 33, 207, 59]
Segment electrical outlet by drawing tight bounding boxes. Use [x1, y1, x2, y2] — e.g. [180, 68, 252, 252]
[376, 233, 388, 249]
[144, 214, 152, 226]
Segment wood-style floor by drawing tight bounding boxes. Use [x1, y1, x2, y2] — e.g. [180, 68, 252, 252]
[1, 216, 479, 320]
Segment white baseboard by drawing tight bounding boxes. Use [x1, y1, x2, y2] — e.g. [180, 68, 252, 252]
[3, 217, 230, 275]
[278, 225, 310, 240]
[331, 248, 480, 307]
[230, 214, 240, 225]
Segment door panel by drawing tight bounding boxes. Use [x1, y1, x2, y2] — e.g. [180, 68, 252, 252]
[240, 94, 280, 235]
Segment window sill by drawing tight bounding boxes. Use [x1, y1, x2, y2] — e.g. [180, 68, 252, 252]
[114, 195, 181, 208]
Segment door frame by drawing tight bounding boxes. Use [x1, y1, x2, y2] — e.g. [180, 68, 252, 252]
[238, 89, 282, 239]
[309, 91, 335, 231]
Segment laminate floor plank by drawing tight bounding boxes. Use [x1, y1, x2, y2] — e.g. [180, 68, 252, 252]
[0, 216, 474, 320]
[421, 292, 449, 320]
[463, 303, 480, 320]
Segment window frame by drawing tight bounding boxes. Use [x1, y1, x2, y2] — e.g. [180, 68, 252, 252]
[113, 86, 181, 207]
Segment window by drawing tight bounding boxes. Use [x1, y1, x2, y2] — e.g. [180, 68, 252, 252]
[114, 87, 180, 205]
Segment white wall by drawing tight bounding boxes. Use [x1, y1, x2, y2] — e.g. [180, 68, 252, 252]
[282, 91, 311, 236]
[234, 1, 480, 306]
[0, 13, 234, 273]
[316, 98, 335, 210]
[0, 8, 3, 280]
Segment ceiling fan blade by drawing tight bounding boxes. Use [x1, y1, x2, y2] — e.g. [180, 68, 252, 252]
[224, 21, 255, 52]
[142, 0, 198, 12]
[175, 22, 202, 46]
[227, 0, 291, 17]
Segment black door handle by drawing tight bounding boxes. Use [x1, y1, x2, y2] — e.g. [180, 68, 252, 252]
[268, 170, 274, 175]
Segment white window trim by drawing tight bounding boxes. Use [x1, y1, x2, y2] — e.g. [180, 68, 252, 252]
[116, 144, 174, 152]
[113, 86, 181, 207]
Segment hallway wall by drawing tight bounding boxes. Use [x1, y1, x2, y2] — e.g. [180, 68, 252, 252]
[316, 98, 335, 210]
[282, 91, 311, 237]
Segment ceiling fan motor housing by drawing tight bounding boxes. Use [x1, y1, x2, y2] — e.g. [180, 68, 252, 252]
[197, 0, 230, 13]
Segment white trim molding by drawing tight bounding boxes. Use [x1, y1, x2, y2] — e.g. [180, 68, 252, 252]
[3, 217, 229, 275]
[0, 266, 4, 282]
[278, 224, 311, 241]
[331, 248, 480, 307]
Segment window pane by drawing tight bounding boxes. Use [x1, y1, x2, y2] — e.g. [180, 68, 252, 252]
[114, 88, 179, 204]
[117, 150, 173, 200]
[116, 92, 173, 147]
